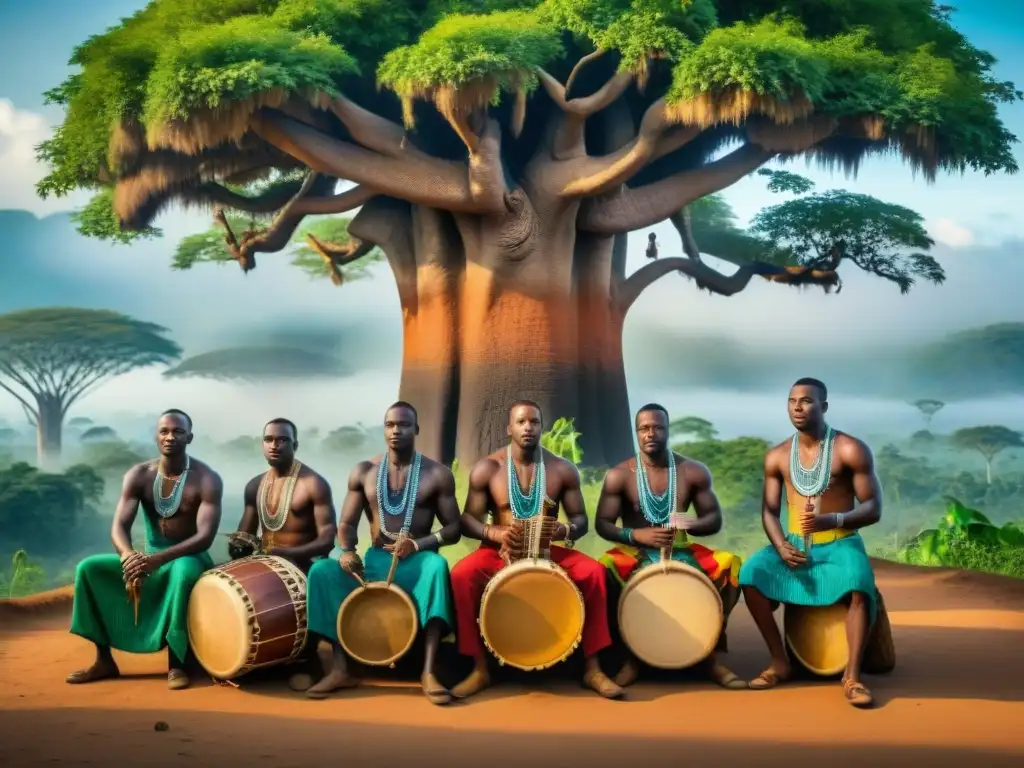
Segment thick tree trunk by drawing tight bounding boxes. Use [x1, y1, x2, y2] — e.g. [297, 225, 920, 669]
[35, 396, 63, 471]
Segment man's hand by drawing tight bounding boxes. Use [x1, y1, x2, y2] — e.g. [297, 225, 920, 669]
[120, 551, 144, 583]
[384, 537, 417, 560]
[227, 533, 257, 560]
[632, 526, 676, 549]
[123, 553, 162, 582]
[777, 540, 808, 568]
[339, 551, 363, 576]
[495, 525, 524, 551]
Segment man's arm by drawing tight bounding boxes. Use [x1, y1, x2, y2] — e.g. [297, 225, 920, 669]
[556, 460, 588, 542]
[460, 459, 499, 542]
[684, 461, 723, 537]
[338, 463, 371, 552]
[761, 449, 789, 551]
[152, 469, 224, 566]
[235, 477, 260, 535]
[270, 475, 339, 561]
[594, 468, 633, 544]
[413, 466, 462, 552]
[832, 438, 882, 531]
[111, 465, 146, 557]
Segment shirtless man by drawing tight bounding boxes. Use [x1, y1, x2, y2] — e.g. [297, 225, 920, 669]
[449, 400, 623, 700]
[304, 401, 461, 704]
[67, 409, 223, 690]
[739, 378, 883, 708]
[595, 404, 745, 689]
[227, 417, 337, 690]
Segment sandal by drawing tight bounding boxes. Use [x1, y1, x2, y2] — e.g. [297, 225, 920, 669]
[583, 669, 625, 700]
[708, 663, 747, 690]
[167, 669, 190, 691]
[748, 668, 790, 690]
[843, 678, 874, 708]
[421, 674, 452, 706]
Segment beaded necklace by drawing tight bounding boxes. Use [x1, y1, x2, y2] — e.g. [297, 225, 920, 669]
[376, 451, 422, 540]
[635, 453, 676, 526]
[789, 425, 836, 498]
[507, 445, 545, 520]
[257, 460, 302, 534]
[153, 456, 190, 519]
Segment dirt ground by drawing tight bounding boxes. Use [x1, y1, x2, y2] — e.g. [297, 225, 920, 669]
[1, 559, 1022, 767]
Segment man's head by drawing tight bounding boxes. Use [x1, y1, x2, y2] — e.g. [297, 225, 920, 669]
[635, 403, 670, 456]
[384, 401, 419, 453]
[263, 418, 298, 469]
[788, 377, 828, 432]
[507, 400, 542, 450]
[156, 409, 192, 456]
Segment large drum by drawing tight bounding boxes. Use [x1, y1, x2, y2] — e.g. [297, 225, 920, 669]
[335, 553, 418, 668]
[479, 557, 585, 671]
[187, 555, 308, 680]
[618, 559, 724, 669]
[784, 590, 897, 676]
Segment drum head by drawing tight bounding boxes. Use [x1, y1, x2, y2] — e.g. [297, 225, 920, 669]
[337, 586, 417, 667]
[784, 603, 849, 676]
[480, 565, 584, 671]
[619, 563, 722, 669]
[187, 573, 251, 679]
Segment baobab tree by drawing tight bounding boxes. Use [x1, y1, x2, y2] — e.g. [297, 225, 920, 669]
[36, 1, 1019, 465]
[0, 308, 181, 468]
[163, 346, 352, 382]
[951, 426, 1024, 485]
[912, 398, 946, 428]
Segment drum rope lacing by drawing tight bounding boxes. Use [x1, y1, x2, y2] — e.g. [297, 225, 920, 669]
[376, 451, 423, 540]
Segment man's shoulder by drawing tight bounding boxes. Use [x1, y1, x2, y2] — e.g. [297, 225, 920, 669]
[676, 454, 712, 482]
[834, 431, 872, 464]
[419, 455, 455, 484]
[298, 463, 331, 488]
[126, 460, 156, 483]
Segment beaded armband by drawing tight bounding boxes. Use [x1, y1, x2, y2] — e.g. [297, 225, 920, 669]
[434, 530, 445, 545]
[619, 527, 635, 545]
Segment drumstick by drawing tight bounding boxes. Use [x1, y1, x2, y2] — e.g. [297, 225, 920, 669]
[126, 578, 141, 625]
[384, 540, 401, 586]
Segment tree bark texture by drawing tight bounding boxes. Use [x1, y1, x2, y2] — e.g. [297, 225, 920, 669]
[36, 396, 63, 471]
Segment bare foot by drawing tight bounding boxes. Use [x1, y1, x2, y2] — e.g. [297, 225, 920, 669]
[421, 672, 452, 705]
[66, 658, 120, 685]
[305, 670, 359, 700]
[287, 672, 314, 692]
[450, 666, 490, 700]
[748, 662, 791, 691]
[614, 658, 640, 688]
[167, 669, 190, 690]
[583, 668, 624, 699]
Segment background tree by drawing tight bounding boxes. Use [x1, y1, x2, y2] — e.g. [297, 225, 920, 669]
[912, 398, 946, 428]
[669, 415, 717, 441]
[0, 308, 182, 468]
[911, 323, 1024, 399]
[36, 1, 1020, 466]
[163, 346, 351, 382]
[951, 426, 1024, 485]
[321, 424, 372, 455]
[80, 426, 119, 444]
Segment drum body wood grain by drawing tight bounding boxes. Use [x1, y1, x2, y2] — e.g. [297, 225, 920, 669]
[336, 582, 418, 668]
[479, 558, 585, 671]
[784, 590, 897, 676]
[618, 560, 723, 669]
[187, 555, 307, 680]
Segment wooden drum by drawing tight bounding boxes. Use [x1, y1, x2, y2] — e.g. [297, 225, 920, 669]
[336, 552, 418, 668]
[618, 559, 724, 669]
[784, 590, 897, 676]
[479, 558, 585, 671]
[187, 555, 308, 680]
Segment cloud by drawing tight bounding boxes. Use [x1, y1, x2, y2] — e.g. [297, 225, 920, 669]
[927, 218, 975, 248]
[0, 99, 88, 215]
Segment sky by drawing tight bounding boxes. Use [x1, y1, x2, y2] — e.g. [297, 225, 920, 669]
[1, 0, 1024, 441]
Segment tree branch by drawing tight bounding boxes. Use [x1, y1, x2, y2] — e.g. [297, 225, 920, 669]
[670, 208, 702, 261]
[579, 143, 776, 235]
[327, 95, 418, 159]
[212, 176, 370, 272]
[618, 257, 839, 313]
[252, 111, 505, 214]
[0, 379, 38, 423]
[536, 65, 635, 159]
[305, 234, 375, 286]
[195, 179, 376, 216]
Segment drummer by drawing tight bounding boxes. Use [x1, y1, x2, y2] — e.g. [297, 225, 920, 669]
[66, 410, 223, 691]
[227, 417, 338, 691]
[739, 378, 882, 708]
[303, 402, 461, 704]
[449, 400, 623, 700]
[595, 404, 746, 689]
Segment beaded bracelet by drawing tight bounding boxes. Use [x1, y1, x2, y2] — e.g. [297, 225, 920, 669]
[621, 527, 634, 544]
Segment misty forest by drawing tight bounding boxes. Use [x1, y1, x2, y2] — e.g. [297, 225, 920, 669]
[2, 0, 1024, 593]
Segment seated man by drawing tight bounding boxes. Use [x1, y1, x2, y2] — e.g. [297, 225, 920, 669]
[449, 400, 623, 700]
[595, 404, 745, 689]
[739, 378, 883, 708]
[227, 417, 337, 691]
[303, 402, 461, 704]
[67, 409, 223, 690]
